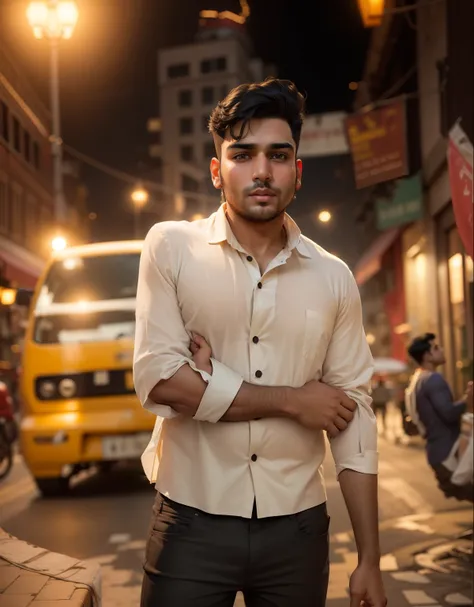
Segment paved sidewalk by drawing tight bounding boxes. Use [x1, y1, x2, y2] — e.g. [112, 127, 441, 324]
[0, 529, 100, 607]
[327, 508, 473, 607]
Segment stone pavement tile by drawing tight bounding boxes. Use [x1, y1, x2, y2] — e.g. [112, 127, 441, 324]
[0, 594, 34, 607]
[4, 572, 48, 595]
[28, 552, 80, 577]
[0, 565, 20, 592]
[36, 579, 76, 601]
[444, 592, 472, 605]
[70, 588, 92, 607]
[403, 589, 441, 604]
[391, 571, 430, 584]
[0, 540, 45, 565]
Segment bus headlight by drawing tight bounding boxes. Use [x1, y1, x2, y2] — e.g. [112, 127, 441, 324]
[38, 380, 56, 399]
[58, 378, 77, 398]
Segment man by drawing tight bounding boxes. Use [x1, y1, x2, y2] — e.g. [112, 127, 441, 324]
[371, 378, 391, 435]
[134, 78, 386, 607]
[406, 332, 473, 501]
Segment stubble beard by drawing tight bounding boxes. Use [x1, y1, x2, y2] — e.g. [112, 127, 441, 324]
[220, 175, 298, 224]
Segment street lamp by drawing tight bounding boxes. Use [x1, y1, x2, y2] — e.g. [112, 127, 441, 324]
[27, 1, 79, 227]
[51, 235, 68, 252]
[131, 186, 149, 239]
[358, 0, 385, 27]
[318, 210, 332, 223]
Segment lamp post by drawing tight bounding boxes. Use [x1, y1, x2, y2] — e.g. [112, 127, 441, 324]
[27, 1, 79, 227]
[131, 186, 149, 239]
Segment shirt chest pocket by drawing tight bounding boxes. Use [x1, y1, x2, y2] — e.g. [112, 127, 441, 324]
[301, 309, 332, 378]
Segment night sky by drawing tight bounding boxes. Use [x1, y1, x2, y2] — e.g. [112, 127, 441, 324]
[1, 0, 370, 265]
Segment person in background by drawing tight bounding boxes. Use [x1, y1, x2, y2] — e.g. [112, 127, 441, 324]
[405, 332, 473, 501]
[371, 377, 391, 435]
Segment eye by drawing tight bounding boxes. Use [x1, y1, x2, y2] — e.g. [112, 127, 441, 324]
[233, 153, 250, 161]
[271, 152, 289, 160]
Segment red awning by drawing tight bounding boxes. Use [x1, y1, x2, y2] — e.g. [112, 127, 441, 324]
[354, 227, 400, 286]
[0, 236, 45, 290]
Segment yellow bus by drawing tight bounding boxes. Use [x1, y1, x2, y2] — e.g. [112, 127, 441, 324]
[18, 241, 155, 496]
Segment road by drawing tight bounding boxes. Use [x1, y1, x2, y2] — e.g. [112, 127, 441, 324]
[0, 435, 471, 607]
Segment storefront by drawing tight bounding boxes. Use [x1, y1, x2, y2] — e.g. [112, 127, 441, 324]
[436, 204, 474, 398]
[0, 236, 44, 366]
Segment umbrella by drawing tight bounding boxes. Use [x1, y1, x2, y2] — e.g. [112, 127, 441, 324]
[373, 357, 408, 375]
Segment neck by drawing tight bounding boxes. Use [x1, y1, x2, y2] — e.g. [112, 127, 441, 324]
[224, 203, 287, 255]
[420, 362, 436, 372]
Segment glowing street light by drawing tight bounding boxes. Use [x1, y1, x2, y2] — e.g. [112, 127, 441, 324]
[131, 186, 149, 238]
[358, 0, 385, 28]
[131, 187, 149, 209]
[27, 1, 79, 227]
[27, 1, 79, 40]
[318, 210, 332, 223]
[51, 236, 67, 252]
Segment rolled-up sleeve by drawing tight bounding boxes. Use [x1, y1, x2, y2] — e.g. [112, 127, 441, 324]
[133, 223, 243, 421]
[322, 268, 378, 476]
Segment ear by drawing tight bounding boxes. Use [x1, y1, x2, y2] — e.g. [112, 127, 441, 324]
[210, 157, 222, 189]
[296, 158, 303, 191]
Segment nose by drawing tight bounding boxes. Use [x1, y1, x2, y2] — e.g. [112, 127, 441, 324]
[252, 152, 272, 184]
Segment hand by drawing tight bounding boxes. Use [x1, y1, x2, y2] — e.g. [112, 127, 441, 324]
[190, 333, 212, 375]
[349, 563, 387, 606]
[466, 381, 473, 413]
[293, 380, 357, 438]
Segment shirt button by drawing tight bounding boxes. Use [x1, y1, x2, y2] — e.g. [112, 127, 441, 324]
[257, 282, 263, 289]
[252, 336, 259, 344]
[255, 370, 262, 378]
[251, 454, 258, 462]
[247, 255, 253, 262]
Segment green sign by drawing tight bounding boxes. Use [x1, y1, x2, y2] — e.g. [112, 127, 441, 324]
[376, 174, 422, 230]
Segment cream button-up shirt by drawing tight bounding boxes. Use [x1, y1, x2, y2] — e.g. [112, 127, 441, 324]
[133, 204, 377, 519]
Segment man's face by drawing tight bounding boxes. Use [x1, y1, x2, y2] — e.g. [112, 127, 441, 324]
[426, 340, 446, 366]
[210, 118, 303, 222]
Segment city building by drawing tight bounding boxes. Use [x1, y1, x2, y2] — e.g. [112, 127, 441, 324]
[0, 43, 56, 367]
[153, 13, 274, 220]
[352, 0, 473, 396]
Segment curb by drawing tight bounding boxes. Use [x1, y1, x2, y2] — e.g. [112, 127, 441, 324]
[0, 528, 101, 606]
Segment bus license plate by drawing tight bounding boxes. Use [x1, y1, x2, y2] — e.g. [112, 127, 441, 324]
[102, 433, 149, 460]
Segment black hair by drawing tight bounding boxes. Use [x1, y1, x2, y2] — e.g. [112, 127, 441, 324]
[208, 77, 306, 152]
[407, 333, 436, 365]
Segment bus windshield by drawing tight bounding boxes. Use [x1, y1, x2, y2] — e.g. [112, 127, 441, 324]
[33, 253, 140, 345]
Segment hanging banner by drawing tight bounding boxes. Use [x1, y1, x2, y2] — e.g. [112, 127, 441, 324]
[298, 113, 349, 158]
[346, 100, 409, 189]
[376, 174, 423, 230]
[447, 122, 473, 258]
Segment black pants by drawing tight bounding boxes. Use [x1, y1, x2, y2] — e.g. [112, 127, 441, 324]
[433, 463, 474, 503]
[141, 493, 330, 607]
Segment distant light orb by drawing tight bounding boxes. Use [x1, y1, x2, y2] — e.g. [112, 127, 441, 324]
[318, 210, 332, 223]
[51, 236, 67, 252]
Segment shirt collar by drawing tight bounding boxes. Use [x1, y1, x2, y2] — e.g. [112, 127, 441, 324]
[207, 204, 311, 258]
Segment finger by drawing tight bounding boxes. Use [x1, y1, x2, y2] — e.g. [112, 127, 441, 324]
[190, 342, 199, 355]
[193, 334, 207, 346]
[333, 416, 348, 431]
[326, 423, 340, 439]
[340, 395, 357, 411]
[337, 405, 355, 423]
[350, 594, 363, 607]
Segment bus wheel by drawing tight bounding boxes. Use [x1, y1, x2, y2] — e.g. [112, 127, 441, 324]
[35, 477, 70, 498]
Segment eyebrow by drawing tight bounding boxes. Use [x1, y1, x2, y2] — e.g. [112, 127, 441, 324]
[227, 142, 295, 151]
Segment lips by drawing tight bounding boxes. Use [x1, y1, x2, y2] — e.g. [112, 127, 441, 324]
[250, 188, 276, 197]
